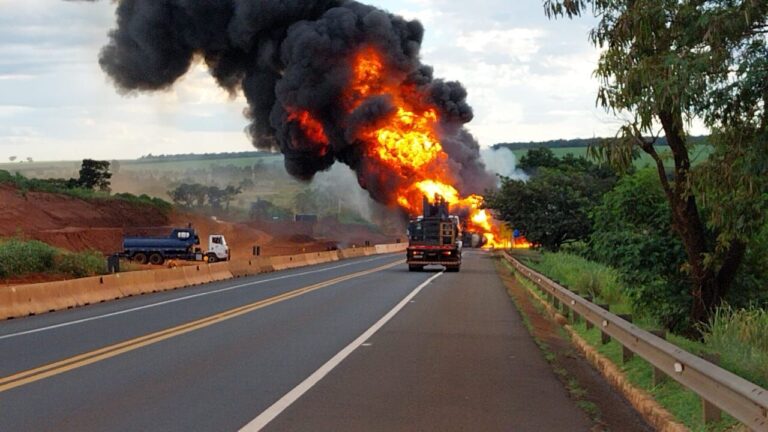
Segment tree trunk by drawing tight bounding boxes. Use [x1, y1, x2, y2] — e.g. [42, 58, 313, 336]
[656, 111, 745, 332]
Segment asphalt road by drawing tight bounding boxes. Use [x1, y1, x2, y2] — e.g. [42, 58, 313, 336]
[0, 251, 593, 431]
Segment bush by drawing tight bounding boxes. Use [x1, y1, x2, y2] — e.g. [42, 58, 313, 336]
[704, 306, 768, 388]
[0, 238, 56, 278]
[0, 238, 105, 279]
[54, 250, 105, 278]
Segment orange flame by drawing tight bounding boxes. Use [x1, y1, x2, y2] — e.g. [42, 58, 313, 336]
[347, 47, 523, 249]
[288, 110, 329, 150]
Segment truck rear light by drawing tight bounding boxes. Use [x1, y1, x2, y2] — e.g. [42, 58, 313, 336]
[441, 251, 452, 256]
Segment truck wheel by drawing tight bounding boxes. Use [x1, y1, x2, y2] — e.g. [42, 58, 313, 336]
[149, 253, 164, 266]
[208, 254, 218, 264]
[408, 265, 423, 272]
[133, 253, 148, 265]
[446, 265, 460, 273]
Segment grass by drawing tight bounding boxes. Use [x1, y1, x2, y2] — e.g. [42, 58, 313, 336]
[703, 306, 768, 389]
[0, 238, 106, 279]
[506, 263, 739, 431]
[519, 250, 768, 395]
[525, 252, 630, 311]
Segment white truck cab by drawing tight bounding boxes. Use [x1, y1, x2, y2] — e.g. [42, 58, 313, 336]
[207, 235, 230, 262]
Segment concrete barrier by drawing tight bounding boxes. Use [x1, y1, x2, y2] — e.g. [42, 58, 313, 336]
[0, 242, 408, 320]
[270, 255, 307, 271]
[208, 262, 234, 282]
[71, 275, 123, 305]
[31, 280, 78, 312]
[229, 259, 256, 278]
[153, 267, 188, 291]
[182, 264, 213, 286]
[114, 270, 157, 297]
[1, 284, 34, 317]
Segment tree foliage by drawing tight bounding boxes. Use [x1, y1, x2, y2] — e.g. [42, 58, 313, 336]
[77, 159, 112, 192]
[544, 0, 768, 328]
[487, 150, 616, 251]
[168, 183, 242, 210]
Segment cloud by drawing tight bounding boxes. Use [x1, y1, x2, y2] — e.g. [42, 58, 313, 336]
[0, 0, 660, 162]
[456, 28, 543, 62]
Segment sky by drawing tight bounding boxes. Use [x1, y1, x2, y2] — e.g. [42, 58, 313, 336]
[0, 0, 627, 162]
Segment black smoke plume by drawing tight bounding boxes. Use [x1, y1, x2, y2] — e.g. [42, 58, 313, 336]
[99, 0, 496, 206]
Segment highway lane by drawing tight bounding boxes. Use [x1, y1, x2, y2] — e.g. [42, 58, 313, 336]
[0, 254, 400, 377]
[0, 250, 594, 431]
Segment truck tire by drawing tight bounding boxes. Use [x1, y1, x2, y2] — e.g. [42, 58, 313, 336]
[149, 253, 164, 266]
[207, 254, 218, 264]
[408, 265, 423, 272]
[446, 265, 460, 273]
[133, 252, 148, 265]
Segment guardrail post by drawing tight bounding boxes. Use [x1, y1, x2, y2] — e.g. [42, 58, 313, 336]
[583, 295, 594, 329]
[650, 330, 668, 386]
[618, 314, 634, 363]
[701, 353, 723, 424]
[597, 303, 611, 344]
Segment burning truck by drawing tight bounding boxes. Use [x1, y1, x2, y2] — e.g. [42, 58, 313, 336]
[97, 0, 513, 245]
[407, 196, 462, 272]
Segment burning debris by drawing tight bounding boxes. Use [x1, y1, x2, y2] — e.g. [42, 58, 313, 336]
[98, 0, 512, 247]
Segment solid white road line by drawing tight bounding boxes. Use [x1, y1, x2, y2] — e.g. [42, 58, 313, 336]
[0, 255, 395, 341]
[239, 271, 444, 432]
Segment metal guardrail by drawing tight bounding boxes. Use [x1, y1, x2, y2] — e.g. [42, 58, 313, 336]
[502, 252, 768, 431]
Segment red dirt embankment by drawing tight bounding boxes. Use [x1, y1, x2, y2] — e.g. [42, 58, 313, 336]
[0, 184, 167, 253]
[0, 184, 395, 262]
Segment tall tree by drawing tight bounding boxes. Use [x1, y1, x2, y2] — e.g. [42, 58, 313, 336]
[545, 0, 768, 328]
[77, 159, 112, 192]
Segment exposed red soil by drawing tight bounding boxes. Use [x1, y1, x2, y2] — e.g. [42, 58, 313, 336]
[0, 184, 168, 253]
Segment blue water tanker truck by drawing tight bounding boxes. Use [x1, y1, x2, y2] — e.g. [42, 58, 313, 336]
[122, 227, 229, 265]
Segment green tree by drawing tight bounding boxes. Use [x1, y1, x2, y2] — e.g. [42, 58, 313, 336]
[77, 159, 112, 192]
[220, 185, 242, 210]
[545, 0, 768, 328]
[488, 168, 598, 251]
[518, 147, 560, 174]
[589, 169, 690, 330]
[168, 184, 196, 208]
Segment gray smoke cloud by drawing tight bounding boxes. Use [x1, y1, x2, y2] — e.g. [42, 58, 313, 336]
[98, 0, 496, 208]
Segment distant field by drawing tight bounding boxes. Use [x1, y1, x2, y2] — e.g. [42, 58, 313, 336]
[121, 155, 285, 172]
[510, 145, 713, 167]
[0, 154, 285, 177]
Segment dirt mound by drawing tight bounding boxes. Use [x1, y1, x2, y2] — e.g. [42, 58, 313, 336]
[0, 184, 168, 254]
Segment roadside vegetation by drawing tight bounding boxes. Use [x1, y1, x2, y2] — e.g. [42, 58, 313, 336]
[506, 262, 741, 431]
[0, 238, 106, 280]
[491, 5, 768, 416]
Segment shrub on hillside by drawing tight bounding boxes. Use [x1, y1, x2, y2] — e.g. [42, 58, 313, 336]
[0, 238, 56, 278]
[54, 250, 105, 278]
[0, 238, 105, 279]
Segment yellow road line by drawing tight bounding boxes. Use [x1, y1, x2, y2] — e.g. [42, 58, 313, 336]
[0, 260, 402, 393]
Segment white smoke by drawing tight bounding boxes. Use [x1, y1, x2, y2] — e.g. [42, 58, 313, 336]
[480, 147, 528, 183]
